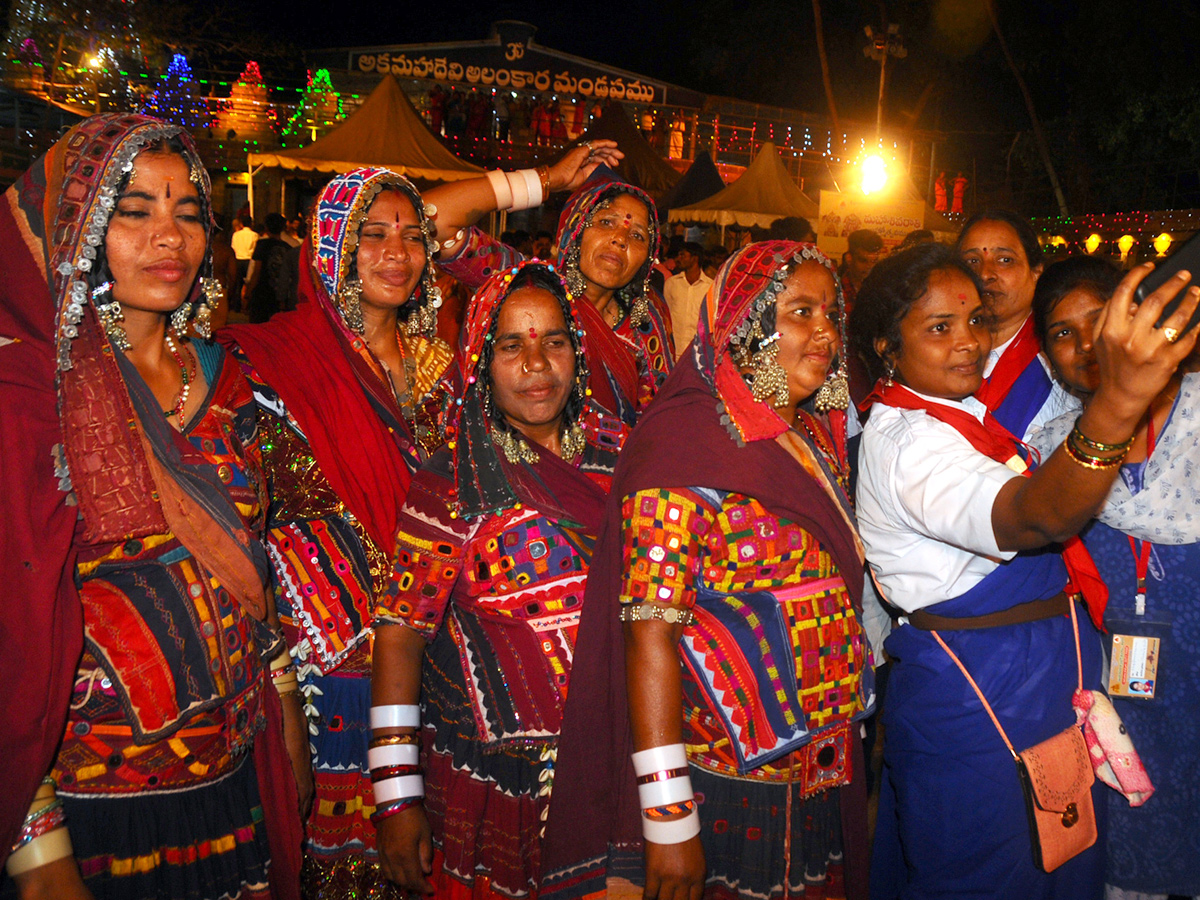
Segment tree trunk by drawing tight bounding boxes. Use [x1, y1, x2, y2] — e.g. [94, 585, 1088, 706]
[985, 0, 1069, 216]
[811, 0, 840, 135]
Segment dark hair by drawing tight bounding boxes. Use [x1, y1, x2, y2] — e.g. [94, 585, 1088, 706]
[681, 241, 705, 257]
[848, 229, 884, 254]
[480, 265, 587, 431]
[896, 229, 934, 252]
[956, 209, 1044, 270]
[1031, 255, 1122, 348]
[265, 212, 286, 235]
[768, 217, 815, 242]
[849, 242, 986, 383]
[238, 212, 253, 228]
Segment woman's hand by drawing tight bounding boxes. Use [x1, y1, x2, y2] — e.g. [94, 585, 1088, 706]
[548, 140, 624, 193]
[1091, 263, 1200, 423]
[280, 689, 314, 819]
[376, 805, 434, 894]
[13, 855, 94, 900]
[644, 835, 706, 900]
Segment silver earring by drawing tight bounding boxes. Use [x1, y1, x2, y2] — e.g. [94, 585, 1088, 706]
[170, 301, 193, 337]
[560, 420, 586, 460]
[491, 425, 540, 464]
[195, 277, 222, 340]
[564, 245, 586, 298]
[93, 280, 130, 351]
[748, 331, 789, 407]
[884, 361, 896, 387]
[340, 278, 364, 334]
[813, 366, 851, 412]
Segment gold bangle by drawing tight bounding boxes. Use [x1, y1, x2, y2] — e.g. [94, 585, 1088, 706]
[537, 165, 551, 196]
[276, 688, 301, 700]
[1062, 436, 1125, 470]
[5, 827, 73, 876]
[1070, 421, 1134, 454]
[369, 734, 420, 749]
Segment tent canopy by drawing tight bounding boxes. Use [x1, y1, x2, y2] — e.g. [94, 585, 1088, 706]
[668, 142, 818, 228]
[657, 152, 726, 218]
[247, 74, 483, 182]
[577, 104, 680, 199]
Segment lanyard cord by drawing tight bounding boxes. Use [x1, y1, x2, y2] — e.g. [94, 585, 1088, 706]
[1126, 416, 1156, 617]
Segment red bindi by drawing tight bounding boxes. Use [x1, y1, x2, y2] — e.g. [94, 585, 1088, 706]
[529, 327, 537, 338]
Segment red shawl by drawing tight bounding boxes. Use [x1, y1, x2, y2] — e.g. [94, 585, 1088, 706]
[222, 240, 429, 559]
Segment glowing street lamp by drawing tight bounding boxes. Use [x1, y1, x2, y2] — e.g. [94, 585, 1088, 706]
[862, 154, 888, 195]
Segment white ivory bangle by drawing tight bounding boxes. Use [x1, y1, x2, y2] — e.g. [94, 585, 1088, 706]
[631, 743, 688, 777]
[486, 170, 513, 209]
[370, 704, 420, 730]
[519, 167, 544, 208]
[373, 774, 425, 805]
[5, 828, 74, 876]
[641, 808, 701, 845]
[507, 170, 530, 210]
[638, 774, 695, 810]
[367, 743, 420, 771]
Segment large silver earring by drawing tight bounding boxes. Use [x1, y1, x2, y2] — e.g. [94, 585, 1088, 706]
[884, 361, 896, 387]
[559, 420, 585, 460]
[340, 278, 365, 335]
[195, 277, 222, 339]
[813, 366, 851, 412]
[405, 279, 442, 339]
[93, 281, 130, 350]
[564, 245, 586, 299]
[748, 331, 789, 407]
[170, 300, 193, 337]
[490, 425, 540, 464]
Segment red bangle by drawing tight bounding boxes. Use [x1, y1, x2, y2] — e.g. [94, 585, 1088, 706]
[370, 764, 422, 782]
[370, 796, 422, 824]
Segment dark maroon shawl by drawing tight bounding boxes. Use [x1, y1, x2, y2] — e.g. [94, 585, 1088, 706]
[542, 241, 868, 900]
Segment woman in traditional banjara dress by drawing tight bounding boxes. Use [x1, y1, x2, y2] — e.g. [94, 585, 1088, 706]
[424, 143, 674, 422]
[541, 241, 874, 900]
[368, 259, 629, 899]
[221, 167, 454, 899]
[0, 113, 305, 900]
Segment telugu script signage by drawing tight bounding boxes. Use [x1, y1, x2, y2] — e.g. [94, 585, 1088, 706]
[354, 53, 658, 103]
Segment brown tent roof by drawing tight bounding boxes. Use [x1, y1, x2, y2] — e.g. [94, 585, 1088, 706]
[247, 74, 483, 182]
[668, 141, 818, 228]
[658, 151, 726, 217]
[578, 104, 680, 199]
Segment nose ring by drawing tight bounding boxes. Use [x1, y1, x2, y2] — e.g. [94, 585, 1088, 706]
[522, 362, 529, 373]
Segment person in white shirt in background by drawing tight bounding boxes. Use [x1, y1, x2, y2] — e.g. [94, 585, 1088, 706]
[230, 213, 258, 314]
[663, 241, 713, 358]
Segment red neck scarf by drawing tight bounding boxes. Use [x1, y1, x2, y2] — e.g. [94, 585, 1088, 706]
[975, 316, 1039, 412]
[865, 380, 1108, 628]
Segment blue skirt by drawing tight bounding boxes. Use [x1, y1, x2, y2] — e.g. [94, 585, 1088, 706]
[871, 609, 1106, 900]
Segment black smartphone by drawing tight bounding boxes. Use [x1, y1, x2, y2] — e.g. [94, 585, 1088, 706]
[1133, 230, 1200, 335]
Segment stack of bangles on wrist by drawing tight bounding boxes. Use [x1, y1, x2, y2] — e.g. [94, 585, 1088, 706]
[369, 705, 424, 824]
[6, 778, 72, 876]
[631, 744, 700, 844]
[269, 647, 299, 698]
[485, 166, 552, 214]
[1062, 419, 1134, 470]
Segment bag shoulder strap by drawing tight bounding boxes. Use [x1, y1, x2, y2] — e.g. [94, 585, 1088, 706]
[931, 598, 1083, 761]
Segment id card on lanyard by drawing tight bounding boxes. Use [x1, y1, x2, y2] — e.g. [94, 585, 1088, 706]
[1108, 419, 1165, 701]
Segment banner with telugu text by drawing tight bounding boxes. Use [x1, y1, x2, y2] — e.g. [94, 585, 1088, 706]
[817, 190, 925, 259]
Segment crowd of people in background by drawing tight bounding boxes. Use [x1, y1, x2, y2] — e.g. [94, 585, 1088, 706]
[4, 119, 1199, 900]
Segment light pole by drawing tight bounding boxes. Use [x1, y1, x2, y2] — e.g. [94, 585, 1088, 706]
[864, 23, 906, 140]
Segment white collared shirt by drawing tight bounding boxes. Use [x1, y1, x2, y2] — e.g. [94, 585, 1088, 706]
[663, 269, 714, 359]
[856, 389, 1021, 613]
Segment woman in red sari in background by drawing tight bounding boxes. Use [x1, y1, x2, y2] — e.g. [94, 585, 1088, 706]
[424, 142, 674, 423]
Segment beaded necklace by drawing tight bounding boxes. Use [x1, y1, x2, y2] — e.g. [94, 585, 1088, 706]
[162, 331, 194, 426]
[795, 409, 850, 497]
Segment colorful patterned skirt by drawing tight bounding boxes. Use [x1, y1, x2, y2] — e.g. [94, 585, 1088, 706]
[60, 753, 271, 900]
[298, 647, 405, 900]
[420, 620, 556, 900]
